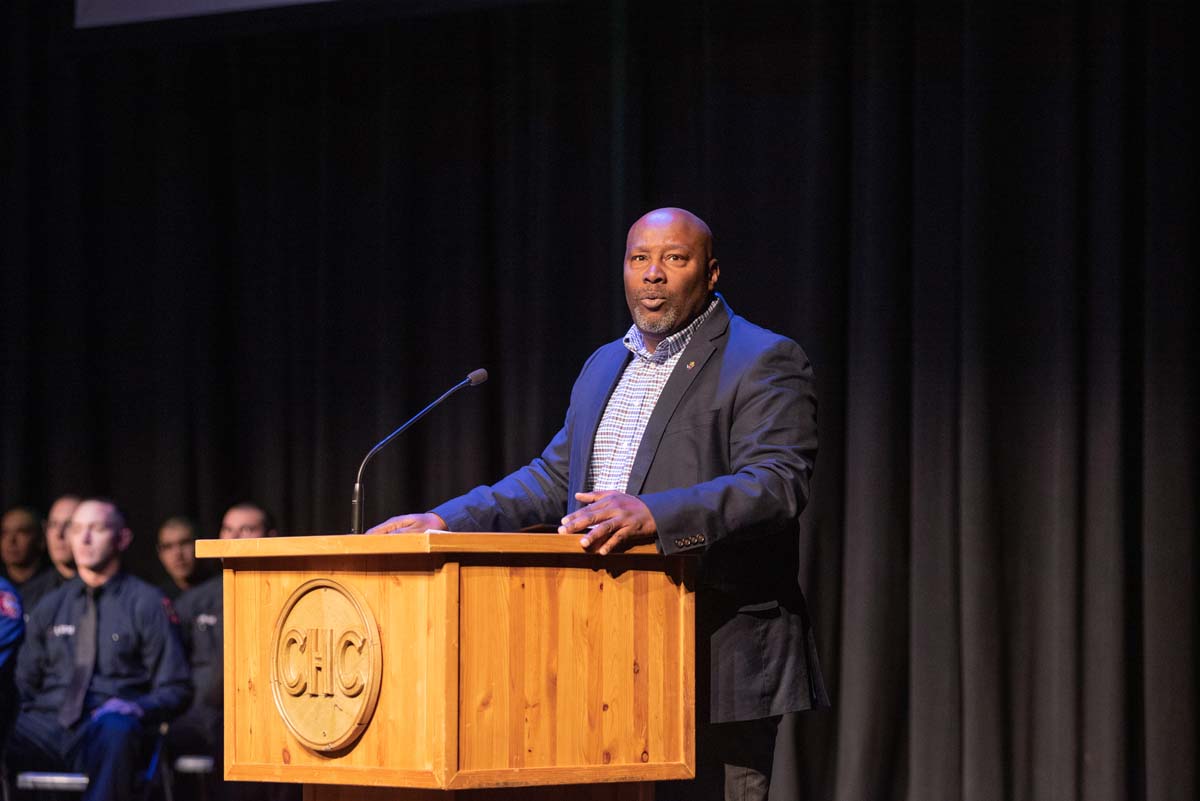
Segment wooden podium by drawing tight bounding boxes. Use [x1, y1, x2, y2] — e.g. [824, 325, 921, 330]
[196, 533, 696, 800]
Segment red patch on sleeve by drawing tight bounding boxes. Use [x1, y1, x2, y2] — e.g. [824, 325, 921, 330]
[161, 596, 180, 625]
[0, 591, 20, 620]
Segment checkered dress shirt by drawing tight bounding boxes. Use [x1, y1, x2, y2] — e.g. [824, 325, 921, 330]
[586, 298, 720, 492]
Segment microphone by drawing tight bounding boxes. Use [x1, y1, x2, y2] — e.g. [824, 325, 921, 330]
[351, 368, 489, 534]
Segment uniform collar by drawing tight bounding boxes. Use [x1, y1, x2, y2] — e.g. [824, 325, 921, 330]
[66, 571, 125, 598]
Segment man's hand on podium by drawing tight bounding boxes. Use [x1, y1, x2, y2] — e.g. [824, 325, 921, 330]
[560, 491, 658, 555]
[366, 512, 447, 534]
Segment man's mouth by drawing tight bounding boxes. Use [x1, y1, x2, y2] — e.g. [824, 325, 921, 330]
[639, 295, 667, 310]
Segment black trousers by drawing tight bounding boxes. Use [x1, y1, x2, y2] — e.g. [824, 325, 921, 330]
[656, 715, 783, 801]
[5, 710, 148, 801]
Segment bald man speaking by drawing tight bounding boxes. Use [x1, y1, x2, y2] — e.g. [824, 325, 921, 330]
[371, 208, 828, 801]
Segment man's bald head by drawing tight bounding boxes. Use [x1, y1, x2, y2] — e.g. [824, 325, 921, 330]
[626, 207, 715, 261]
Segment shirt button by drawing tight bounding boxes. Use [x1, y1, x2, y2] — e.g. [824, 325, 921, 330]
[111, 633, 120, 642]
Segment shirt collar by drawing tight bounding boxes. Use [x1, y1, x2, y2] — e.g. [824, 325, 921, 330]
[623, 297, 720, 362]
[68, 571, 123, 598]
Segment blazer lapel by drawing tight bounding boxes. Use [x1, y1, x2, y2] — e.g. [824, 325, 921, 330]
[625, 298, 731, 495]
[568, 344, 631, 510]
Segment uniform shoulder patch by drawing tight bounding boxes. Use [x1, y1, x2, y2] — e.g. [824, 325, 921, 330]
[0, 590, 21, 620]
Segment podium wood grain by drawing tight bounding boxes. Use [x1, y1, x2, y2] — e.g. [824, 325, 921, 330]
[198, 533, 695, 799]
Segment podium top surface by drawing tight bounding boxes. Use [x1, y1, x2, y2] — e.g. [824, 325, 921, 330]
[196, 531, 665, 559]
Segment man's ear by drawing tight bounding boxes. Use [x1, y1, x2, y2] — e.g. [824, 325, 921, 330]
[117, 528, 134, 553]
[708, 258, 720, 290]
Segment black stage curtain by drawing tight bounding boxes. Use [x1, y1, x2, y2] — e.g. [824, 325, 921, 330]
[2, 2, 1196, 799]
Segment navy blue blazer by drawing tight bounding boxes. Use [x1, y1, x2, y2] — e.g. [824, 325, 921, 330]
[434, 296, 828, 722]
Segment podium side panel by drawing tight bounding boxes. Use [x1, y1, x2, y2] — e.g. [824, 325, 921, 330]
[457, 558, 693, 785]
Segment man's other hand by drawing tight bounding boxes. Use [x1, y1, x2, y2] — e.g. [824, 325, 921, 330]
[560, 491, 657, 555]
[366, 513, 447, 535]
[90, 698, 144, 720]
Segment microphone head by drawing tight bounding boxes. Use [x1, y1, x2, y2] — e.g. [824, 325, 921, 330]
[467, 368, 489, 386]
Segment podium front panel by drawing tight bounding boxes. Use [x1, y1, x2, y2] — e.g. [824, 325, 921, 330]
[223, 554, 457, 787]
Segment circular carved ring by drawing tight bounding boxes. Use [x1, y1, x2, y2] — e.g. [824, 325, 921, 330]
[269, 578, 383, 753]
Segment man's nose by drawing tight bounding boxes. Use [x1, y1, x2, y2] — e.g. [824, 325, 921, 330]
[644, 261, 666, 281]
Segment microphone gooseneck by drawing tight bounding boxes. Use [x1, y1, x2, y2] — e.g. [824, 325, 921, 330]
[350, 368, 489, 534]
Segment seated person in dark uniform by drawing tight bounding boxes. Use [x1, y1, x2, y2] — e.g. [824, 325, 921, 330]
[172, 502, 296, 801]
[0, 577, 24, 741]
[6, 498, 192, 801]
[156, 516, 204, 601]
[19, 495, 81, 617]
[167, 573, 221, 800]
[1, 507, 48, 599]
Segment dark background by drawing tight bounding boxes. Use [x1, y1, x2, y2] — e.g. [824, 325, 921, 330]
[74, 0, 340, 28]
[2, 1, 1196, 799]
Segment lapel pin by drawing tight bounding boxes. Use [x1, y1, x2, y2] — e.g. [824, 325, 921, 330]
[686, 360, 696, 370]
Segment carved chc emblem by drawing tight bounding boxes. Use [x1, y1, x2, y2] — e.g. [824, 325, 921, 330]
[270, 578, 382, 753]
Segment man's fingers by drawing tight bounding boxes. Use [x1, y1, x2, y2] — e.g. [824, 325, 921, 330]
[574, 490, 616, 503]
[560, 501, 615, 533]
[579, 518, 625, 549]
[582, 517, 642, 552]
[576, 519, 607, 547]
[596, 522, 639, 555]
[564, 490, 617, 524]
[558, 513, 588, 534]
[90, 698, 142, 720]
[595, 526, 623, 555]
[366, 518, 402, 535]
[366, 515, 426, 535]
